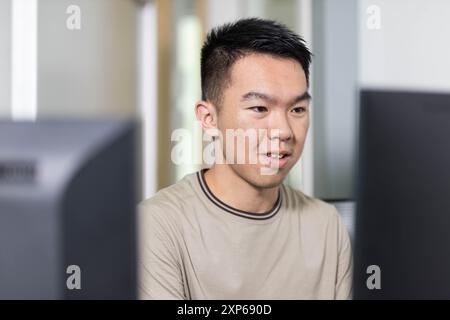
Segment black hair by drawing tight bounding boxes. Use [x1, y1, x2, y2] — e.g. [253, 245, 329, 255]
[200, 17, 312, 106]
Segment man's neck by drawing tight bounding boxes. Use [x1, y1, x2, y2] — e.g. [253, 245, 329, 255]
[203, 164, 279, 214]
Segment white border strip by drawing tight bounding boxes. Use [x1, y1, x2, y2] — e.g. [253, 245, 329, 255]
[138, 1, 158, 199]
[298, 0, 314, 196]
[11, 0, 38, 121]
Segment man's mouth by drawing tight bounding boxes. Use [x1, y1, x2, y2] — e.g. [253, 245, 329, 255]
[266, 152, 288, 159]
[259, 151, 292, 169]
[266, 150, 292, 158]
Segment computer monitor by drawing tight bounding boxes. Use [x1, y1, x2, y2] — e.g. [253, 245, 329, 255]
[353, 89, 450, 299]
[0, 119, 137, 299]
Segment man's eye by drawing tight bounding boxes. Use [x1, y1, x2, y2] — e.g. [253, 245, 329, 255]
[249, 106, 268, 113]
[292, 106, 306, 114]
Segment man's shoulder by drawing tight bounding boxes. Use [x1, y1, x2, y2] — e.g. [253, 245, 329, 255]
[282, 184, 340, 223]
[138, 171, 199, 221]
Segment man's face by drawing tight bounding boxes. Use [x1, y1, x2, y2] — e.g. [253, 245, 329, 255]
[215, 53, 310, 189]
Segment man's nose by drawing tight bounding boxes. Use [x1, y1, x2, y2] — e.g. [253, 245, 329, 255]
[268, 112, 293, 142]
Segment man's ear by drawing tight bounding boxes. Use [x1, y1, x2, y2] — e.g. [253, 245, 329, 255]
[195, 100, 218, 131]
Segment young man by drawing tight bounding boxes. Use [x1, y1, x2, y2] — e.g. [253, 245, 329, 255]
[138, 18, 352, 300]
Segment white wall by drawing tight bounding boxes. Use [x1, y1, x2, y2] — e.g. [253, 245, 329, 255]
[1, 0, 140, 119]
[37, 0, 138, 118]
[359, 0, 450, 91]
[0, 0, 11, 118]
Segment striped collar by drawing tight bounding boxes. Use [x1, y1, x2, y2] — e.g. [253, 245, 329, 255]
[196, 169, 282, 221]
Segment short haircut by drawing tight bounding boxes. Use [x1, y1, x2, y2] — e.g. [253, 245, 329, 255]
[200, 18, 312, 107]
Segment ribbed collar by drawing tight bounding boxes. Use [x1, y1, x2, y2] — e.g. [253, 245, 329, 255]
[196, 169, 282, 221]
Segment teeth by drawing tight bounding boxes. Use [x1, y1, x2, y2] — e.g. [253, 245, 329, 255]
[268, 153, 284, 159]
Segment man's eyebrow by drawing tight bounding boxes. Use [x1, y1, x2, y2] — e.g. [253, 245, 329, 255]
[292, 91, 312, 104]
[241, 91, 277, 103]
[240, 91, 312, 104]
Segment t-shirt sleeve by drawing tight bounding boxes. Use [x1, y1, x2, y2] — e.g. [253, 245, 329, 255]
[137, 202, 186, 300]
[334, 209, 353, 300]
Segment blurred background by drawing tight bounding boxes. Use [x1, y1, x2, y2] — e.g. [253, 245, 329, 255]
[1, 0, 450, 205]
[2, 0, 450, 299]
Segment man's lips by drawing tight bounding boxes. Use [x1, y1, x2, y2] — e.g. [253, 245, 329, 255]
[258, 152, 292, 169]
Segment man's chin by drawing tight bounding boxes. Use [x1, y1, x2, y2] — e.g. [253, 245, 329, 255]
[249, 166, 289, 189]
[227, 163, 290, 189]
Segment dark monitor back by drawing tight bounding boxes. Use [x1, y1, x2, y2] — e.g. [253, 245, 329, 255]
[0, 119, 137, 299]
[354, 89, 450, 299]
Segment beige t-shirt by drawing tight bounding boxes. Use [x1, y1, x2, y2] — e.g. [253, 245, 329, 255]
[138, 169, 353, 300]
